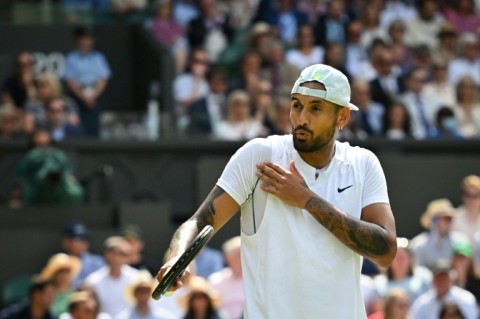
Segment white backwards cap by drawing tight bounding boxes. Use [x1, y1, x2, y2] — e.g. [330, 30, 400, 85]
[291, 64, 359, 111]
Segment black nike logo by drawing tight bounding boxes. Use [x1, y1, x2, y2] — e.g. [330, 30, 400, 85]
[337, 185, 353, 193]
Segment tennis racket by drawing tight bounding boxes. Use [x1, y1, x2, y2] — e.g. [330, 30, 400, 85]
[152, 225, 214, 300]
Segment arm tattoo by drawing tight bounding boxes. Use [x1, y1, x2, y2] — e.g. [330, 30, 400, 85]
[167, 186, 225, 257]
[305, 197, 392, 258]
[300, 180, 308, 188]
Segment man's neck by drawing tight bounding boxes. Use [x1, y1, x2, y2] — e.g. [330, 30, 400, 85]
[109, 266, 122, 278]
[298, 140, 336, 169]
[135, 304, 150, 316]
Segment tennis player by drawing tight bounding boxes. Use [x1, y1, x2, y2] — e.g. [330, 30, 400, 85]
[156, 64, 397, 318]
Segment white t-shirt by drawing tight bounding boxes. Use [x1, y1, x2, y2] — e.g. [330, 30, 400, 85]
[84, 266, 140, 317]
[217, 135, 390, 319]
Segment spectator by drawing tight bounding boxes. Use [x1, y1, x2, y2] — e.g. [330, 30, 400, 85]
[410, 44, 433, 76]
[296, 0, 327, 25]
[322, 42, 350, 80]
[451, 240, 480, 302]
[361, 274, 383, 317]
[149, 0, 188, 74]
[410, 199, 470, 271]
[187, 0, 234, 62]
[178, 276, 227, 319]
[121, 224, 156, 275]
[451, 76, 480, 138]
[447, 33, 480, 85]
[208, 236, 243, 319]
[172, 0, 199, 27]
[187, 67, 229, 137]
[116, 270, 175, 319]
[314, 0, 350, 46]
[350, 79, 385, 136]
[84, 236, 140, 317]
[42, 97, 84, 142]
[285, 25, 324, 72]
[1, 52, 36, 109]
[194, 246, 224, 280]
[0, 276, 55, 319]
[230, 51, 262, 94]
[423, 57, 456, 108]
[14, 130, 84, 205]
[368, 288, 411, 319]
[173, 48, 210, 134]
[369, 47, 404, 110]
[433, 106, 463, 139]
[0, 104, 25, 141]
[453, 175, 480, 243]
[443, 0, 480, 34]
[260, 41, 300, 96]
[40, 253, 81, 317]
[399, 67, 441, 139]
[404, 0, 445, 51]
[345, 20, 369, 80]
[409, 260, 478, 319]
[380, 0, 417, 29]
[246, 22, 275, 65]
[62, 221, 106, 289]
[24, 73, 80, 135]
[224, 0, 259, 31]
[250, 80, 275, 133]
[439, 302, 466, 319]
[359, 3, 387, 50]
[433, 23, 458, 64]
[212, 89, 266, 141]
[269, 96, 292, 135]
[64, 26, 111, 137]
[374, 238, 432, 302]
[386, 19, 412, 73]
[109, 0, 147, 19]
[60, 0, 109, 23]
[62, 291, 106, 319]
[254, 0, 308, 46]
[383, 102, 412, 139]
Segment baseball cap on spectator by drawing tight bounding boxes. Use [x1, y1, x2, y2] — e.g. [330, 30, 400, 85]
[420, 198, 457, 229]
[121, 224, 142, 240]
[453, 240, 473, 258]
[430, 259, 452, 275]
[73, 26, 94, 39]
[63, 221, 90, 240]
[291, 64, 359, 111]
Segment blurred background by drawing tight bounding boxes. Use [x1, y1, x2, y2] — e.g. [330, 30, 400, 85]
[1, 0, 480, 318]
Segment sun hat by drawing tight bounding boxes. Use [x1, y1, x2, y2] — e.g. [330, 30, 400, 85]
[291, 64, 359, 111]
[178, 276, 221, 310]
[420, 198, 458, 229]
[40, 253, 81, 281]
[124, 270, 156, 304]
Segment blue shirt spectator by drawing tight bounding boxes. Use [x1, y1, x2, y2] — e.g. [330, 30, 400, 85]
[194, 246, 224, 279]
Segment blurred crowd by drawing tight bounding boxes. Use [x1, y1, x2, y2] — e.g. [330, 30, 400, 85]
[1, 174, 480, 319]
[2, 0, 480, 141]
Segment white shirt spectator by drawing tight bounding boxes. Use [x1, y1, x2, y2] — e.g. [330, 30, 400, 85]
[404, 14, 444, 50]
[84, 266, 140, 317]
[410, 286, 478, 319]
[448, 58, 480, 85]
[285, 47, 324, 72]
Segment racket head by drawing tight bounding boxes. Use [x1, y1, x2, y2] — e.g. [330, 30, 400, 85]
[151, 225, 214, 300]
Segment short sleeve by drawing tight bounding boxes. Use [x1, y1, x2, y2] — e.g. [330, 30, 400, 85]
[362, 151, 389, 208]
[216, 138, 272, 206]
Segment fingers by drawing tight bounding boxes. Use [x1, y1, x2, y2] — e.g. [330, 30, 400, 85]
[289, 160, 301, 177]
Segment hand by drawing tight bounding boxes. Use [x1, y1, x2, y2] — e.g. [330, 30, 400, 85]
[155, 256, 192, 293]
[255, 160, 313, 208]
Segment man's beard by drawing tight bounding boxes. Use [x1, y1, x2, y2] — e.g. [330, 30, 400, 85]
[292, 124, 336, 153]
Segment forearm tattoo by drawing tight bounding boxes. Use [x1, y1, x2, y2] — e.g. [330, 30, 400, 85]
[305, 197, 391, 258]
[168, 186, 225, 257]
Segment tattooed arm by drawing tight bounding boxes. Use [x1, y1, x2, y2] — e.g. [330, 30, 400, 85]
[156, 185, 240, 289]
[256, 160, 397, 268]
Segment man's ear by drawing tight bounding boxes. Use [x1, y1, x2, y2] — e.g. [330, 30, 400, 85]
[338, 107, 351, 129]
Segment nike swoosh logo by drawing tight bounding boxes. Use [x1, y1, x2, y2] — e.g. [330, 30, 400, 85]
[337, 185, 353, 193]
